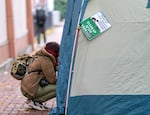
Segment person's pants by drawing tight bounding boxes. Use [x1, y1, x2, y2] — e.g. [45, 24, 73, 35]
[37, 27, 46, 44]
[21, 84, 56, 102]
[35, 84, 56, 102]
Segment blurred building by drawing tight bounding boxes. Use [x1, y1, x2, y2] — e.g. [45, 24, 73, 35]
[0, 0, 34, 70]
[0, 0, 59, 71]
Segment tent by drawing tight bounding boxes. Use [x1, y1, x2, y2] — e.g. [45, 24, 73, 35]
[50, 0, 150, 115]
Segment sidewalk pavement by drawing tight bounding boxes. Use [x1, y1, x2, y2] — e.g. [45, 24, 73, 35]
[0, 21, 64, 115]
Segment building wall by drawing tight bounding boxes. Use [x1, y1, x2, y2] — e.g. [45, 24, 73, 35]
[12, 0, 30, 56]
[0, 0, 55, 68]
[0, 0, 7, 45]
[0, 0, 10, 64]
[12, 0, 27, 39]
[0, 0, 34, 69]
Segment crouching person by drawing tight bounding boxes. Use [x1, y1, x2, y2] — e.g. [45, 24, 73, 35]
[20, 42, 60, 110]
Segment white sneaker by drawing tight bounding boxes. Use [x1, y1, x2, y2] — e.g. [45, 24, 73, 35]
[28, 101, 50, 111]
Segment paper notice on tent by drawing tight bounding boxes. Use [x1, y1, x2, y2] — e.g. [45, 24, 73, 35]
[80, 11, 111, 41]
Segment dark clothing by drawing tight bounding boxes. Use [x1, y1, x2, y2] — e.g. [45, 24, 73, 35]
[35, 9, 46, 44]
[36, 9, 46, 27]
[37, 26, 46, 44]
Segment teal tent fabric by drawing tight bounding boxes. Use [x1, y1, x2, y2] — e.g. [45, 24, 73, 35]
[66, 0, 150, 114]
[146, 0, 150, 8]
[49, 0, 88, 115]
[50, 0, 150, 114]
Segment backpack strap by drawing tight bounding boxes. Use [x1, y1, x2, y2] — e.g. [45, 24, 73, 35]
[28, 70, 42, 74]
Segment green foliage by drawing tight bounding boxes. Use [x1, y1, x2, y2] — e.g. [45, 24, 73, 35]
[54, 0, 67, 20]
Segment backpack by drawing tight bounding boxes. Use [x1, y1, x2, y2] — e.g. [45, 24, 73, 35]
[36, 9, 46, 26]
[10, 54, 36, 80]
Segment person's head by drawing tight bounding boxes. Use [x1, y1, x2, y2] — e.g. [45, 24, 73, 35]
[44, 42, 60, 60]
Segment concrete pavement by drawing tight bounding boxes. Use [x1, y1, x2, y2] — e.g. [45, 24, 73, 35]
[0, 21, 64, 115]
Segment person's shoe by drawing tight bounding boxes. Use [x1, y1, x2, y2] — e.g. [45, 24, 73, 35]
[28, 101, 50, 111]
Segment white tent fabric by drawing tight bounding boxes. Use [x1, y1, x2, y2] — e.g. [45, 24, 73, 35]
[67, 0, 150, 114]
[71, 0, 150, 96]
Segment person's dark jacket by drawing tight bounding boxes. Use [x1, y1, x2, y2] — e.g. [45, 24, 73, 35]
[36, 9, 46, 27]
